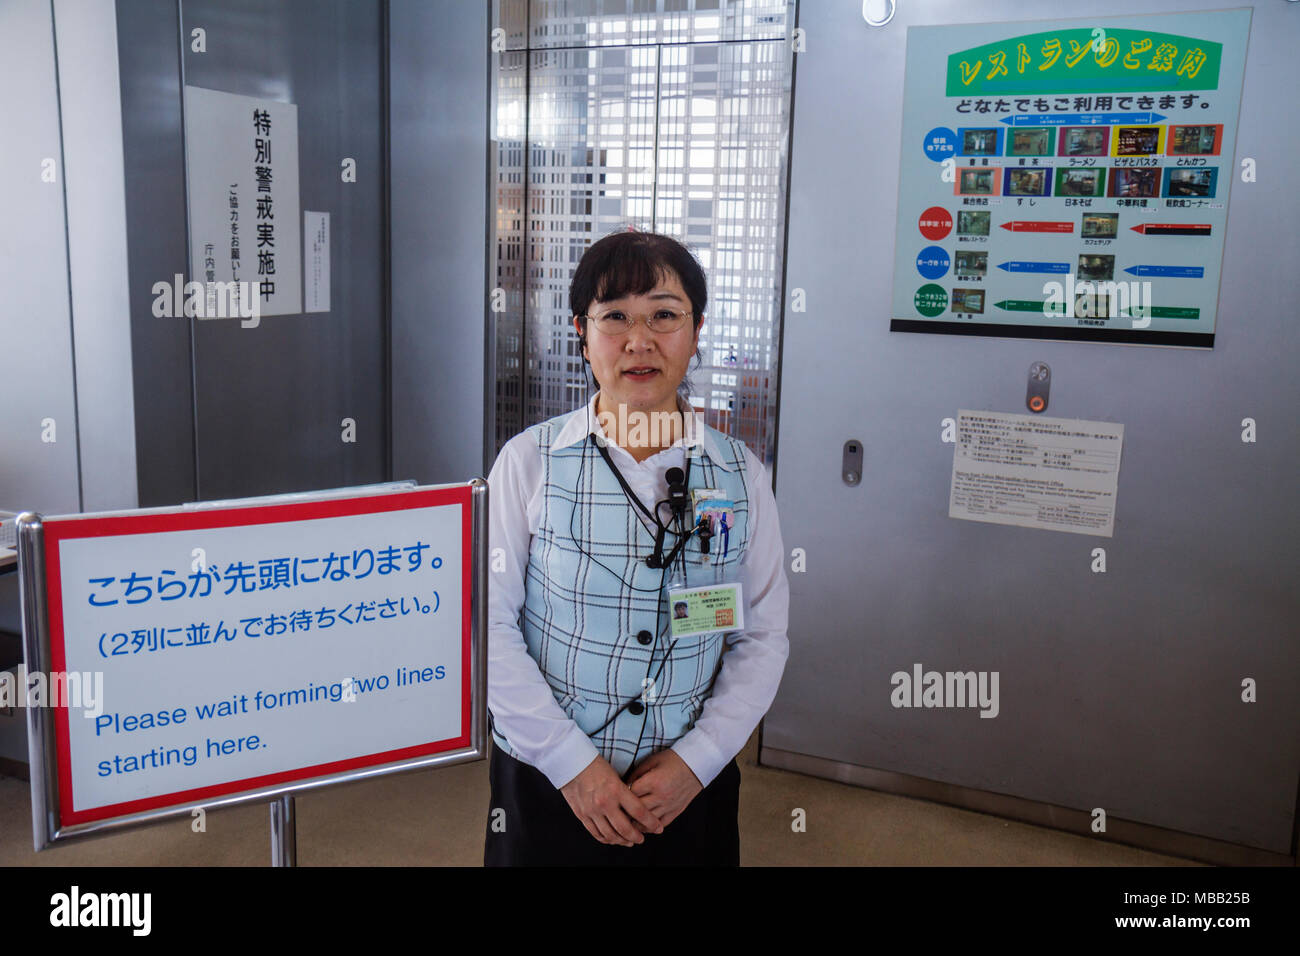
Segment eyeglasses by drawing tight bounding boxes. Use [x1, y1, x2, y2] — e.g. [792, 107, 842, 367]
[582, 307, 693, 335]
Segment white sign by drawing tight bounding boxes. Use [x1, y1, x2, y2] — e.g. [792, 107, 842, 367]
[184, 86, 302, 317]
[304, 211, 330, 313]
[42, 487, 472, 825]
[949, 410, 1124, 536]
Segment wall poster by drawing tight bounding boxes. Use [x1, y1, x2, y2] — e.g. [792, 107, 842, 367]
[890, 10, 1251, 347]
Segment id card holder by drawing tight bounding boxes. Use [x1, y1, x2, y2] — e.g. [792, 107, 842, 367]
[691, 489, 735, 569]
[667, 581, 744, 638]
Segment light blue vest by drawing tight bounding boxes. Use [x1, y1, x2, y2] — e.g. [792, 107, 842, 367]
[492, 413, 751, 776]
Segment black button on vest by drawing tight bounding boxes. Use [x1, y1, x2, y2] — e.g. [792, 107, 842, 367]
[628, 701, 644, 716]
[636, 629, 652, 645]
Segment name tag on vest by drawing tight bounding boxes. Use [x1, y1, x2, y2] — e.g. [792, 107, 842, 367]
[666, 582, 744, 638]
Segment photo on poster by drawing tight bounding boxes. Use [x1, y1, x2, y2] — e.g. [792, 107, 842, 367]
[1081, 212, 1119, 238]
[1107, 167, 1160, 198]
[1058, 126, 1109, 157]
[1074, 290, 1114, 318]
[955, 250, 988, 277]
[1055, 168, 1104, 197]
[1113, 126, 1161, 155]
[951, 288, 985, 314]
[957, 210, 991, 236]
[1008, 128, 1054, 156]
[956, 167, 998, 195]
[1167, 124, 1222, 156]
[1004, 167, 1051, 196]
[960, 128, 1001, 155]
[1077, 254, 1115, 281]
[1164, 167, 1218, 198]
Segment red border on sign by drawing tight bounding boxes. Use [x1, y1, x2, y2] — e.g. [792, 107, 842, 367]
[42, 486, 474, 827]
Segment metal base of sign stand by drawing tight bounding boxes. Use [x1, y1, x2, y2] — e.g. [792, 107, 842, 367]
[270, 795, 297, 867]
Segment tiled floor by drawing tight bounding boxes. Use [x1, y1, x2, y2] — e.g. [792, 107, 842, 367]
[0, 734, 1195, 866]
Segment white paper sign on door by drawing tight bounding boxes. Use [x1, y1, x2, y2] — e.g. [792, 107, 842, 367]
[184, 86, 302, 318]
[949, 409, 1124, 537]
[304, 211, 330, 313]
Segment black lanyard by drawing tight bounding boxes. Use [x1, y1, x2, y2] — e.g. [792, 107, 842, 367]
[589, 433, 693, 568]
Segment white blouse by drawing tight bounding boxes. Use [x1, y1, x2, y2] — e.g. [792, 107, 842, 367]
[486, 392, 791, 789]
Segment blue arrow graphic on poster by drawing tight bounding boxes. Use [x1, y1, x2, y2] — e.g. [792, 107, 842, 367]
[996, 261, 1071, 274]
[1123, 265, 1205, 278]
[1001, 112, 1166, 126]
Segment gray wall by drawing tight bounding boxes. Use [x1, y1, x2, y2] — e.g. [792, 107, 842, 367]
[0, 0, 93, 520]
[56, 0, 139, 515]
[115, 0, 194, 506]
[767, 0, 1299, 855]
[5, 0, 488, 514]
[390, 0, 489, 485]
[117, 0, 388, 504]
[1, 0, 487, 761]
[0, 0, 137, 765]
[109, 0, 486, 504]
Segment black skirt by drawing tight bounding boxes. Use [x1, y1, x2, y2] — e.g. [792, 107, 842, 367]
[483, 744, 740, 866]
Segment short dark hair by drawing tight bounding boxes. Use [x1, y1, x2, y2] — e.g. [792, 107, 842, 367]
[570, 230, 707, 390]
[570, 229, 707, 331]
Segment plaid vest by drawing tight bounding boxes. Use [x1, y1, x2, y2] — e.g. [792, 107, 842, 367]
[491, 414, 751, 776]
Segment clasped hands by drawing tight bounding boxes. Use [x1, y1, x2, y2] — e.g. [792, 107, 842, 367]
[559, 749, 702, 847]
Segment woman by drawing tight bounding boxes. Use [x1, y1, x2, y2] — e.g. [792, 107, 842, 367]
[484, 229, 789, 865]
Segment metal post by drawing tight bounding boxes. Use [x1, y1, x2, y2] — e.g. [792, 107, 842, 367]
[269, 794, 297, 867]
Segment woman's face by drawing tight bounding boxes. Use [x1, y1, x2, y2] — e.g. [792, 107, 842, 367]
[574, 268, 701, 414]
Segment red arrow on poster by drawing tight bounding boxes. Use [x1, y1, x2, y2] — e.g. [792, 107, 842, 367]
[999, 220, 1074, 233]
[1130, 223, 1213, 236]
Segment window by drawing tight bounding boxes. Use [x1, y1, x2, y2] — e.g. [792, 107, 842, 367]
[490, 0, 794, 465]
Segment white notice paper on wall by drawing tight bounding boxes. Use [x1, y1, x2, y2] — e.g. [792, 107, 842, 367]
[304, 211, 330, 313]
[183, 86, 302, 317]
[949, 410, 1124, 537]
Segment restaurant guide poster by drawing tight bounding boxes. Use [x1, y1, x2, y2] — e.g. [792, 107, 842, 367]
[890, 9, 1250, 347]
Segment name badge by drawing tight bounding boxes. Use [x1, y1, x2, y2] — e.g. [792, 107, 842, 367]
[666, 582, 744, 638]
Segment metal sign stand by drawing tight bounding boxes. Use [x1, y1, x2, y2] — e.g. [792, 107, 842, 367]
[17, 479, 487, 857]
[270, 795, 297, 867]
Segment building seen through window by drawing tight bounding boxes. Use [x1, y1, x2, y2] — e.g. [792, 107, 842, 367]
[490, 0, 795, 465]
